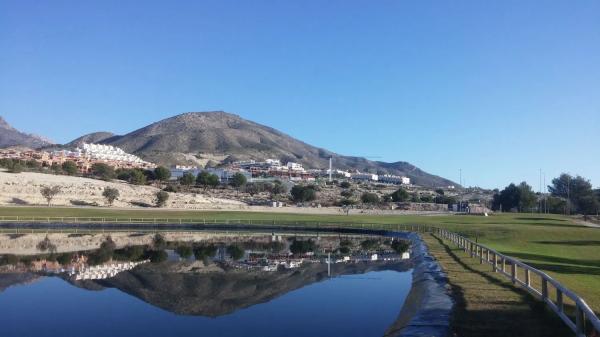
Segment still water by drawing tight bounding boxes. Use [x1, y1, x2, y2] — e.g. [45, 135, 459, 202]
[0, 232, 413, 337]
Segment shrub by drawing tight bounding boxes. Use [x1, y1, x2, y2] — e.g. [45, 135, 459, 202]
[155, 191, 169, 207]
[290, 239, 316, 254]
[361, 192, 380, 204]
[36, 236, 57, 253]
[175, 245, 193, 259]
[290, 185, 317, 202]
[179, 172, 196, 187]
[230, 173, 247, 188]
[391, 240, 410, 254]
[390, 187, 410, 202]
[340, 181, 351, 189]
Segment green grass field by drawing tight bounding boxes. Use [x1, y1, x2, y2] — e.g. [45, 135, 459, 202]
[1, 206, 599, 313]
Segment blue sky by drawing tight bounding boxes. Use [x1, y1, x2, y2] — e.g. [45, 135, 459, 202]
[1, 0, 599, 189]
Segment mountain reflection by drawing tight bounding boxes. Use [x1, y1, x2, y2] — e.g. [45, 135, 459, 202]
[0, 232, 412, 317]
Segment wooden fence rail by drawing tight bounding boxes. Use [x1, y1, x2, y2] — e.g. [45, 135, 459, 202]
[433, 227, 600, 337]
[0, 217, 598, 336]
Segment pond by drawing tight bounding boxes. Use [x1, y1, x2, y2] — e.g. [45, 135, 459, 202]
[0, 231, 413, 337]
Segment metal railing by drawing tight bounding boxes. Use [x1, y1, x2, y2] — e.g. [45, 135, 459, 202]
[433, 227, 600, 337]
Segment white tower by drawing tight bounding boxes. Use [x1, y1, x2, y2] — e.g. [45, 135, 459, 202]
[329, 157, 333, 182]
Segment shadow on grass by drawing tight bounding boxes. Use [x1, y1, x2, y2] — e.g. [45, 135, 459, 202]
[503, 251, 600, 269]
[431, 235, 572, 337]
[533, 240, 600, 246]
[514, 217, 568, 222]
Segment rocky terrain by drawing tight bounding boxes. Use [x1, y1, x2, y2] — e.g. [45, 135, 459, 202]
[0, 171, 245, 210]
[0, 116, 53, 149]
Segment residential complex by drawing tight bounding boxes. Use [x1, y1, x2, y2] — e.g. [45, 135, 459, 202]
[0, 143, 156, 173]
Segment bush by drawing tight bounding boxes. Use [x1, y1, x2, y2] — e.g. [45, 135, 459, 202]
[175, 245, 193, 259]
[193, 244, 217, 260]
[339, 181, 351, 189]
[163, 185, 179, 193]
[390, 188, 410, 202]
[290, 239, 316, 254]
[391, 240, 410, 254]
[361, 192, 380, 204]
[61, 161, 79, 175]
[360, 239, 379, 251]
[152, 233, 167, 249]
[290, 185, 317, 202]
[36, 236, 57, 253]
[155, 191, 169, 207]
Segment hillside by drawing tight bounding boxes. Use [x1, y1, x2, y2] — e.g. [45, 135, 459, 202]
[66, 131, 117, 147]
[0, 116, 53, 149]
[70, 111, 455, 187]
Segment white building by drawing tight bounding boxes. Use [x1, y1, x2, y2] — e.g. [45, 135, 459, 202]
[378, 175, 410, 185]
[351, 173, 379, 182]
[78, 143, 150, 165]
[286, 162, 304, 171]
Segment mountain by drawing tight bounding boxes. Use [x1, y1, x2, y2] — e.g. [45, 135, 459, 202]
[0, 116, 53, 149]
[66, 131, 117, 147]
[69, 111, 455, 187]
[73, 260, 410, 317]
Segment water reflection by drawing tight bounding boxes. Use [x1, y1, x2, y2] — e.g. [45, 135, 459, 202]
[0, 232, 413, 336]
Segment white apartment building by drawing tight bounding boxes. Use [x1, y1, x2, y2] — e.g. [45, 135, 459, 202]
[351, 173, 379, 182]
[378, 175, 410, 185]
[286, 162, 304, 171]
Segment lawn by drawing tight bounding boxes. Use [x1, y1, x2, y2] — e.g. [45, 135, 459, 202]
[1, 206, 599, 313]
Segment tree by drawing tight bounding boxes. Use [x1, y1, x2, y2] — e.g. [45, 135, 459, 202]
[492, 182, 536, 212]
[153, 166, 171, 182]
[549, 174, 598, 214]
[102, 187, 119, 206]
[26, 160, 41, 170]
[179, 172, 196, 187]
[230, 173, 247, 188]
[9, 162, 23, 173]
[207, 174, 220, 188]
[244, 182, 263, 196]
[290, 185, 317, 202]
[270, 180, 287, 196]
[61, 161, 78, 175]
[227, 245, 245, 260]
[390, 187, 410, 202]
[155, 191, 169, 207]
[91, 163, 115, 180]
[36, 236, 57, 253]
[196, 171, 211, 188]
[129, 169, 147, 185]
[361, 192, 380, 204]
[40, 186, 61, 206]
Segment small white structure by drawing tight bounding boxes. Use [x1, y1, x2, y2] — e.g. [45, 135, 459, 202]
[286, 162, 304, 171]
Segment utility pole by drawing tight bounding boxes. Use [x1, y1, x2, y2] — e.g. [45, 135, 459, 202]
[539, 169, 542, 213]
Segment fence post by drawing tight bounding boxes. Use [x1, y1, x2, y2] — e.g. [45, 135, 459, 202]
[479, 247, 484, 264]
[542, 279, 548, 301]
[493, 253, 498, 272]
[525, 269, 531, 287]
[502, 257, 506, 273]
[556, 289, 563, 313]
[576, 306, 585, 336]
[511, 262, 516, 284]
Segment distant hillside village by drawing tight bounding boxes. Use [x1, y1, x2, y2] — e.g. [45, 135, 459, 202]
[0, 144, 413, 186]
[0, 143, 495, 214]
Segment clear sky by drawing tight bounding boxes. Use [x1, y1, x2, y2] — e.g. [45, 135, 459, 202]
[1, 0, 599, 189]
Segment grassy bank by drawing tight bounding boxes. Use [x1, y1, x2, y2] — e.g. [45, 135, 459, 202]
[423, 233, 571, 337]
[1, 206, 599, 314]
